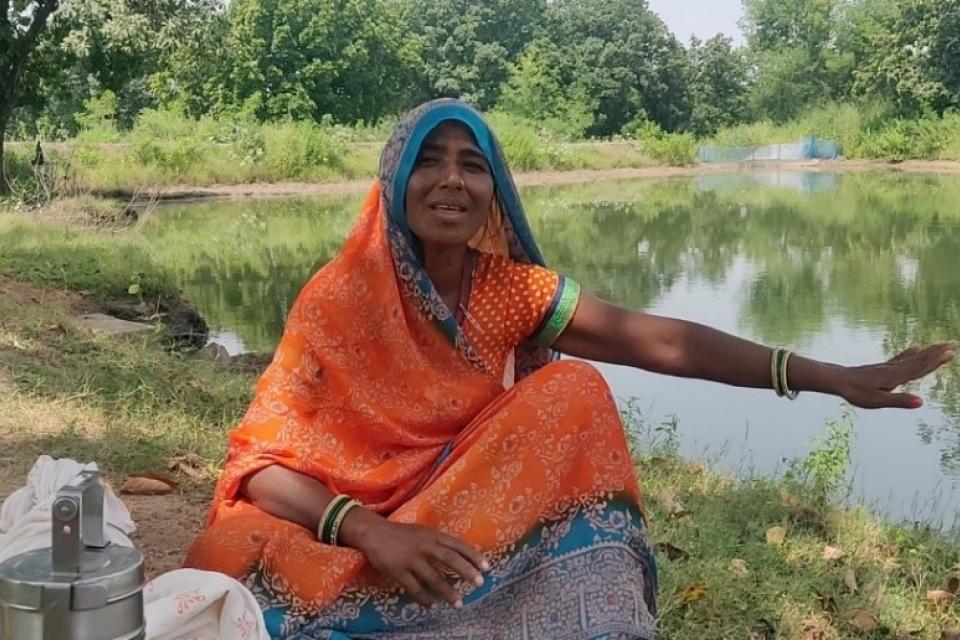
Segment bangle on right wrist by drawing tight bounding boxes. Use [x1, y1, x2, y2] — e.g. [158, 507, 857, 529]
[318, 494, 358, 544]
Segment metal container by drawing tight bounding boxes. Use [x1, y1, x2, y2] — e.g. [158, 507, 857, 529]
[0, 470, 145, 640]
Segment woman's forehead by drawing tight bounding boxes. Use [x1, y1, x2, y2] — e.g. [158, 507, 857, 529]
[422, 121, 481, 150]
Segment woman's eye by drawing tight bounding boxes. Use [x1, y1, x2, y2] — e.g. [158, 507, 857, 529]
[417, 156, 439, 166]
[465, 161, 488, 173]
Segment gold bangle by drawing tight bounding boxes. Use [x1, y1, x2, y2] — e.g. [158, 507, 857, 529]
[329, 499, 360, 546]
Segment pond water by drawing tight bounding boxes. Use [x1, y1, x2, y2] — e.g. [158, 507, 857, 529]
[142, 171, 960, 526]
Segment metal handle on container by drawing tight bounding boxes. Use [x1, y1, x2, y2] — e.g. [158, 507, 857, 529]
[51, 470, 109, 576]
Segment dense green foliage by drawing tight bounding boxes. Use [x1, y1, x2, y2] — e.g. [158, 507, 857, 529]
[5, 0, 960, 184]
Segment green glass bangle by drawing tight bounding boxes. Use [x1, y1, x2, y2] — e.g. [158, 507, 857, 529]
[322, 496, 354, 544]
[318, 495, 351, 544]
[329, 500, 360, 546]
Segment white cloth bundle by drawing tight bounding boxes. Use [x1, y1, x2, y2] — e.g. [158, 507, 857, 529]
[0, 456, 268, 640]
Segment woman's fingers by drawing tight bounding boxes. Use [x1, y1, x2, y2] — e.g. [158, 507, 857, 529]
[431, 546, 485, 587]
[396, 571, 435, 607]
[900, 343, 956, 383]
[436, 534, 489, 573]
[413, 561, 462, 607]
[889, 344, 921, 363]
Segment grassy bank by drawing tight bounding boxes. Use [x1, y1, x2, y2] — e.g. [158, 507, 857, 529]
[707, 103, 960, 163]
[1, 212, 959, 637]
[1, 108, 661, 202]
[5, 103, 960, 207]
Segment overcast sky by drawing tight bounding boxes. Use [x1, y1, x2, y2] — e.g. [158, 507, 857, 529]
[647, 0, 746, 46]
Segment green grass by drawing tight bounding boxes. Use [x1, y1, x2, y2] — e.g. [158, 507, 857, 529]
[625, 409, 960, 639]
[0, 213, 177, 300]
[2, 107, 664, 198]
[0, 289, 252, 482]
[706, 103, 960, 163]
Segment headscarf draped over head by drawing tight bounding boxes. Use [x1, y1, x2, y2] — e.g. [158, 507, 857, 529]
[202, 99, 558, 519]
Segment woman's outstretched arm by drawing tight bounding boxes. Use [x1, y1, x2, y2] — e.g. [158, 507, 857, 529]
[553, 291, 956, 409]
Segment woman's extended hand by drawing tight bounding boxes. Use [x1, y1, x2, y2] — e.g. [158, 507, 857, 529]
[340, 511, 489, 608]
[835, 342, 956, 409]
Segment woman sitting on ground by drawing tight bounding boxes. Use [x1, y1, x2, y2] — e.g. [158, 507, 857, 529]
[185, 99, 955, 640]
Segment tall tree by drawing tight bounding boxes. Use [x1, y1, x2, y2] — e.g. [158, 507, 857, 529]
[223, 0, 423, 122]
[742, 0, 852, 118]
[1, 0, 62, 193]
[400, 0, 546, 110]
[687, 35, 750, 135]
[853, 0, 960, 115]
[544, 0, 692, 135]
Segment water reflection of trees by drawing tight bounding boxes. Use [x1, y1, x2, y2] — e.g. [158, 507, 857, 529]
[529, 173, 960, 466]
[142, 174, 960, 466]
[143, 197, 359, 351]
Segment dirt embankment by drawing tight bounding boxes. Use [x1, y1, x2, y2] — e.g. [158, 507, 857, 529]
[97, 159, 960, 204]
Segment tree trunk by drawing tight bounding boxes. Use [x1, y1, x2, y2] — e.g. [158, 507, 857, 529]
[0, 116, 7, 197]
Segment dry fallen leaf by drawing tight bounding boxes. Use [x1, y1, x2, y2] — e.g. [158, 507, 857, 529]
[816, 592, 839, 614]
[846, 609, 879, 633]
[655, 489, 687, 517]
[844, 568, 859, 593]
[679, 582, 708, 604]
[823, 545, 845, 562]
[168, 453, 204, 480]
[927, 590, 953, 606]
[655, 542, 689, 561]
[780, 489, 802, 508]
[802, 616, 833, 640]
[730, 558, 750, 578]
[120, 474, 176, 496]
[766, 526, 787, 546]
[949, 577, 960, 594]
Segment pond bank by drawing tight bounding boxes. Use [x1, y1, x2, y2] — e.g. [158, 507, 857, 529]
[1, 211, 960, 638]
[93, 158, 960, 204]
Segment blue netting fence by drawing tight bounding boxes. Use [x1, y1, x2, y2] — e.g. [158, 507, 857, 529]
[698, 135, 841, 163]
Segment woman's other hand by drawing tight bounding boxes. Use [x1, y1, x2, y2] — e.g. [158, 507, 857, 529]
[835, 342, 956, 409]
[339, 511, 489, 608]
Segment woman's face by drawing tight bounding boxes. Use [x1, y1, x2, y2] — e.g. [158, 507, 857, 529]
[405, 121, 495, 249]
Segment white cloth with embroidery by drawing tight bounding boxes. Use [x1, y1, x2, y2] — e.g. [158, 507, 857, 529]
[0, 456, 268, 640]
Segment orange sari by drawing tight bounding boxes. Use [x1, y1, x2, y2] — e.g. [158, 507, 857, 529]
[185, 99, 656, 639]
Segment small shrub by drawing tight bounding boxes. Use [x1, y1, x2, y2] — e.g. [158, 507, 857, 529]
[622, 116, 696, 166]
[784, 410, 854, 503]
[485, 111, 557, 171]
[261, 120, 345, 178]
[133, 138, 204, 174]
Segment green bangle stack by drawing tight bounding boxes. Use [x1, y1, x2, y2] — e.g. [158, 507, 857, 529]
[771, 347, 800, 400]
[317, 494, 360, 545]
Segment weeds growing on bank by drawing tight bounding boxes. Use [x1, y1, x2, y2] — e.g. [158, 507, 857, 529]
[623, 404, 960, 639]
[708, 103, 960, 163]
[2, 106, 660, 199]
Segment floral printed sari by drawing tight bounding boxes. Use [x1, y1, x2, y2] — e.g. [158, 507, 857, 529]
[184, 99, 657, 639]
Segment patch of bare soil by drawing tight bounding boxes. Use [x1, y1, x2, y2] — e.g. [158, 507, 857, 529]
[124, 491, 210, 579]
[0, 275, 93, 314]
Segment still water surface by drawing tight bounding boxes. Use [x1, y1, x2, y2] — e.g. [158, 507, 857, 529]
[142, 172, 960, 525]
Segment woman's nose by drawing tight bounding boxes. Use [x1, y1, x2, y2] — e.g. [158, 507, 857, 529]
[440, 162, 465, 189]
